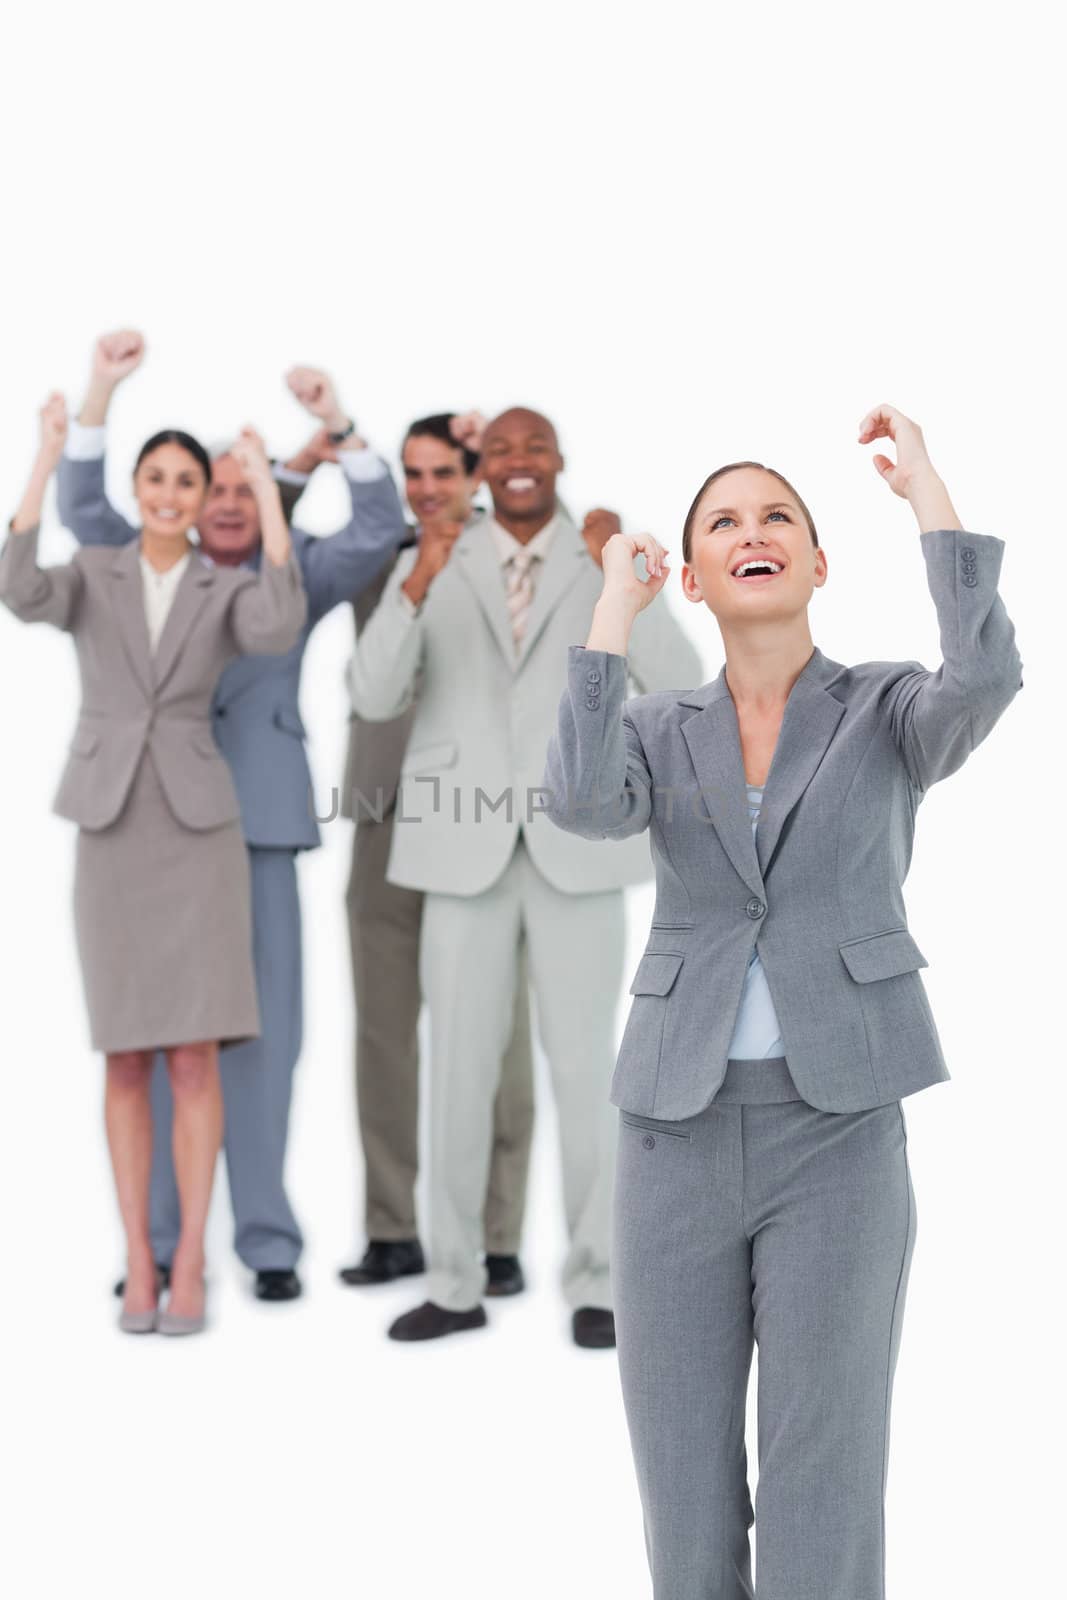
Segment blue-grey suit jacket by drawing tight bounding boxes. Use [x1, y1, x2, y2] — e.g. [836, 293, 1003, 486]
[57, 453, 406, 849]
[544, 529, 1023, 1116]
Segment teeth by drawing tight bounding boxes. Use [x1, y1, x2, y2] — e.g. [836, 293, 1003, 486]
[506, 477, 536, 491]
[733, 560, 782, 577]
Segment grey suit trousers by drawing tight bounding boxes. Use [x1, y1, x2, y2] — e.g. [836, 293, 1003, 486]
[345, 810, 536, 1250]
[149, 846, 304, 1271]
[615, 1057, 915, 1600]
[421, 835, 623, 1312]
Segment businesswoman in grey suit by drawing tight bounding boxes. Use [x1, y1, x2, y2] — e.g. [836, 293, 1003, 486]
[0, 396, 307, 1336]
[544, 405, 1022, 1599]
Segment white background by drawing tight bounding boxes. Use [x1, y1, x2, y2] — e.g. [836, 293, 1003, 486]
[1, 2, 1060, 1596]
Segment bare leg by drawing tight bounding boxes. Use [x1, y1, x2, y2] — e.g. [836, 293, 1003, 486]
[104, 1050, 157, 1317]
[165, 1041, 223, 1320]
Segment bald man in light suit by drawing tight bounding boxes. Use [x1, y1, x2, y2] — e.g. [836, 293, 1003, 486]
[347, 407, 703, 1346]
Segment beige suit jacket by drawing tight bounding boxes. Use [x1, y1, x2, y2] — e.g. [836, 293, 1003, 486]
[0, 526, 307, 831]
[346, 512, 703, 897]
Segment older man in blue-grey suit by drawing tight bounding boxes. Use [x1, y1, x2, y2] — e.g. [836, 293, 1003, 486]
[56, 332, 405, 1300]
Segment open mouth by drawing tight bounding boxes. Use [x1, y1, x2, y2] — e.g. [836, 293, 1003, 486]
[503, 476, 538, 493]
[731, 558, 784, 583]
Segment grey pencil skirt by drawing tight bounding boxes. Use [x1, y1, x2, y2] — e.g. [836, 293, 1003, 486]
[73, 750, 261, 1054]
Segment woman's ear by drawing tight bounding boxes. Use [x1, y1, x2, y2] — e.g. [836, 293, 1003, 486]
[681, 562, 705, 605]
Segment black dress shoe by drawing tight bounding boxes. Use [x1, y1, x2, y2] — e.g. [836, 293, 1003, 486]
[572, 1307, 617, 1349]
[113, 1262, 171, 1298]
[485, 1253, 525, 1297]
[254, 1269, 302, 1302]
[338, 1239, 425, 1286]
[388, 1300, 487, 1342]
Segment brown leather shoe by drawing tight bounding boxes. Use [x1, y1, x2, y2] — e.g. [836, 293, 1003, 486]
[388, 1300, 487, 1342]
[572, 1307, 616, 1349]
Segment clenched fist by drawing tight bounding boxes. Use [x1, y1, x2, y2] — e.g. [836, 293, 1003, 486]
[449, 410, 487, 456]
[581, 507, 623, 568]
[401, 518, 464, 609]
[38, 391, 69, 468]
[92, 329, 145, 386]
[230, 426, 275, 494]
[285, 366, 349, 436]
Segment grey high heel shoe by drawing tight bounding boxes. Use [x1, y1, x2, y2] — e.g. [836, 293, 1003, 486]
[156, 1308, 206, 1337]
[157, 1281, 207, 1337]
[118, 1306, 158, 1335]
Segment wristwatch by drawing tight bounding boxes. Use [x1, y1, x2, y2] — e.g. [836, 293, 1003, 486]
[327, 418, 357, 445]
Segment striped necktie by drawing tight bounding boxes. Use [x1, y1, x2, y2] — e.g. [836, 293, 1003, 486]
[505, 548, 539, 653]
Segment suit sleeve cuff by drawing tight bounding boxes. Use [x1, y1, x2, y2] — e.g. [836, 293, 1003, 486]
[340, 448, 390, 484]
[64, 421, 107, 461]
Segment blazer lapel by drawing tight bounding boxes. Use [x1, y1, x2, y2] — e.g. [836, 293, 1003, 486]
[678, 646, 846, 895]
[754, 653, 846, 877]
[152, 554, 216, 692]
[514, 516, 588, 671]
[453, 521, 519, 669]
[107, 543, 154, 700]
[680, 689, 764, 898]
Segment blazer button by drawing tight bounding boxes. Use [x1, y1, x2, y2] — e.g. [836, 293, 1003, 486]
[586, 669, 602, 684]
[961, 546, 977, 560]
[586, 697, 600, 711]
[642, 1134, 655, 1150]
[745, 897, 766, 919]
[214, 707, 227, 718]
[963, 574, 978, 587]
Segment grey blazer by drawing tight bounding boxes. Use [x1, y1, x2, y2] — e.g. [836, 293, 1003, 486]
[0, 525, 307, 832]
[543, 528, 1023, 1116]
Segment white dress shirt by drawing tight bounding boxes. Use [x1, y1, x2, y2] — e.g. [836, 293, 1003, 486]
[139, 550, 191, 652]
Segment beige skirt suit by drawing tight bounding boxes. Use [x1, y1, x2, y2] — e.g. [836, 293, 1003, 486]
[0, 527, 307, 1053]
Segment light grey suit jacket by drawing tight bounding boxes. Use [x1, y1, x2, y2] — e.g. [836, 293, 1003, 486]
[0, 526, 308, 831]
[347, 511, 704, 896]
[543, 528, 1023, 1115]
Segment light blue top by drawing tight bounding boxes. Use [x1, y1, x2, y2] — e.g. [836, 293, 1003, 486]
[725, 784, 787, 1059]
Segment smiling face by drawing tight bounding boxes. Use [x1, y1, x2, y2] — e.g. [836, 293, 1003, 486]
[197, 451, 262, 562]
[480, 408, 563, 533]
[681, 465, 827, 624]
[401, 433, 478, 526]
[133, 443, 208, 542]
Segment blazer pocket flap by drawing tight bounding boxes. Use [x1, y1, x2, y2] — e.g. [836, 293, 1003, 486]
[401, 739, 458, 776]
[69, 727, 100, 757]
[272, 705, 307, 739]
[839, 927, 928, 982]
[629, 952, 684, 997]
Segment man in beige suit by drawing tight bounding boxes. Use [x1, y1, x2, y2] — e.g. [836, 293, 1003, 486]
[347, 407, 703, 1345]
[338, 409, 536, 1294]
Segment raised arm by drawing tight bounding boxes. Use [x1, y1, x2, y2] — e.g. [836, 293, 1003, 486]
[542, 530, 669, 840]
[345, 545, 425, 720]
[860, 404, 1023, 790]
[55, 330, 145, 548]
[225, 429, 307, 654]
[577, 506, 703, 693]
[283, 366, 406, 618]
[1, 395, 84, 630]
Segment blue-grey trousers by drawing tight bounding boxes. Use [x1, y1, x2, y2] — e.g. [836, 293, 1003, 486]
[148, 847, 304, 1272]
[613, 1056, 916, 1600]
